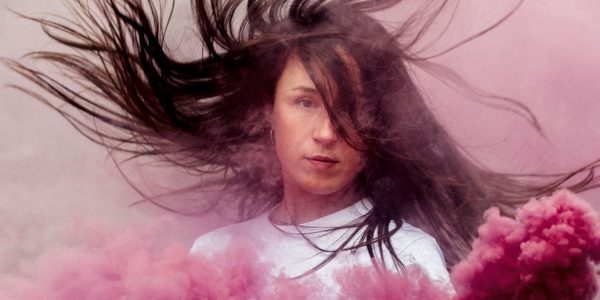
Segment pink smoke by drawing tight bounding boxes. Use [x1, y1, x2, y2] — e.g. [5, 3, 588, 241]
[1, 190, 598, 299]
[0, 217, 267, 300]
[452, 190, 600, 300]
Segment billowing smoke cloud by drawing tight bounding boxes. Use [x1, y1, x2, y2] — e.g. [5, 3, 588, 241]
[1, 0, 599, 299]
[452, 190, 600, 299]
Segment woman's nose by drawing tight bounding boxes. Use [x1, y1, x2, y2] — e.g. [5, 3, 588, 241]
[313, 113, 338, 144]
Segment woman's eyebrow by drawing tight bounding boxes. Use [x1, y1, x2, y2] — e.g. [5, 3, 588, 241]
[292, 86, 320, 94]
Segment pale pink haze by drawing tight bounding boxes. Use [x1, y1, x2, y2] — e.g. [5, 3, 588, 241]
[271, 56, 366, 224]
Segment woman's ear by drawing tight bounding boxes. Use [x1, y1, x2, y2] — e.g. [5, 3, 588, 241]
[263, 103, 275, 143]
[264, 103, 275, 129]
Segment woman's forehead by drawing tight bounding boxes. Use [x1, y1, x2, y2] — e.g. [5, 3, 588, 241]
[279, 47, 363, 99]
[275, 56, 319, 95]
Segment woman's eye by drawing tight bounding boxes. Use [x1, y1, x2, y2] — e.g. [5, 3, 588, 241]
[298, 99, 315, 108]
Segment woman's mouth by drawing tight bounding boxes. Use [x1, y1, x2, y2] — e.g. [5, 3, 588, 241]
[306, 155, 339, 169]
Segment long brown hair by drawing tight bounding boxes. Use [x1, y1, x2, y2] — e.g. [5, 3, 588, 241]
[6, 0, 600, 269]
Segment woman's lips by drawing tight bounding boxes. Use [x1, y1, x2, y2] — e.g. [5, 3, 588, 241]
[306, 155, 339, 169]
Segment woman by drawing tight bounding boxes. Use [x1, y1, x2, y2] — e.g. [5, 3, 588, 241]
[8, 0, 599, 294]
[189, 54, 452, 289]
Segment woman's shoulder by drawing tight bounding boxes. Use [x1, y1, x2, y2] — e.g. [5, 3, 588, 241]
[390, 221, 440, 253]
[388, 221, 451, 288]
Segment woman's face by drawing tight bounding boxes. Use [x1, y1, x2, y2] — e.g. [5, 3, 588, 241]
[272, 56, 366, 197]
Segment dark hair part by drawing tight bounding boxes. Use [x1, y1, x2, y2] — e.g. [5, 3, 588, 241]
[7, 0, 600, 270]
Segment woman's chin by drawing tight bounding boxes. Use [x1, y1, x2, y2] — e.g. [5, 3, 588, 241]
[298, 180, 356, 198]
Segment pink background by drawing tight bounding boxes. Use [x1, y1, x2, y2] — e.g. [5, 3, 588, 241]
[1, 0, 599, 276]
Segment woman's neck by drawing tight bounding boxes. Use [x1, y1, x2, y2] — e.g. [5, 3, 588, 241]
[271, 184, 362, 224]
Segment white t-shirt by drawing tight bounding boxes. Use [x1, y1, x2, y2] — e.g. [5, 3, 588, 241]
[190, 198, 453, 295]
